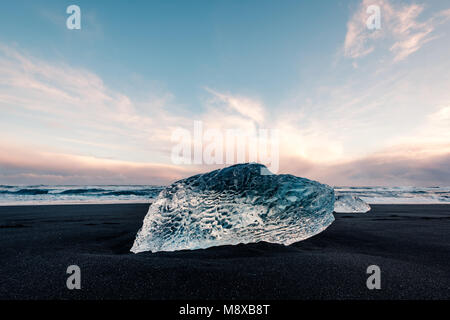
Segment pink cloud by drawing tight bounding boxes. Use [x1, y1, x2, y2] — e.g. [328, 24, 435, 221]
[344, 0, 450, 62]
[1, 140, 449, 186]
[0, 144, 196, 185]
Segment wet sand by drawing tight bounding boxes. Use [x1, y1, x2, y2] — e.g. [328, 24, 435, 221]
[0, 204, 449, 300]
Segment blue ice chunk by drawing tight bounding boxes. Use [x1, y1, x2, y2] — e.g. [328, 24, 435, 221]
[131, 163, 335, 253]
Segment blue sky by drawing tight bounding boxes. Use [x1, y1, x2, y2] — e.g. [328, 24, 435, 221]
[0, 0, 449, 186]
[0, 0, 349, 106]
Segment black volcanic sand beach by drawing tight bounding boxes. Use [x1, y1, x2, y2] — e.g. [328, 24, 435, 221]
[0, 204, 449, 300]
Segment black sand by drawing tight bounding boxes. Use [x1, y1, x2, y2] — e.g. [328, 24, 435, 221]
[0, 204, 449, 300]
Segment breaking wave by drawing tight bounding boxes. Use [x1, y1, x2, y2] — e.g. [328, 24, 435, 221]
[334, 186, 450, 204]
[0, 189, 50, 195]
[0, 184, 448, 205]
[0, 185, 164, 205]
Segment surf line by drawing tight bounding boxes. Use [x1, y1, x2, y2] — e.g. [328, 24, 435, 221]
[179, 304, 214, 317]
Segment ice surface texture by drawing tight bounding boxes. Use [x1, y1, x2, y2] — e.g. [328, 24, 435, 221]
[334, 195, 371, 213]
[131, 163, 335, 253]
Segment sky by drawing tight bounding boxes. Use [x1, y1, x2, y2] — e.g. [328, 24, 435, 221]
[0, 0, 449, 186]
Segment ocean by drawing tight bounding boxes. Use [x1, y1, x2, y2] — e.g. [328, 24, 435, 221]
[0, 185, 164, 205]
[0, 185, 449, 205]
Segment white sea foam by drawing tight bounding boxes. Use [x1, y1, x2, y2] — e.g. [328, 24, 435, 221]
[334, 186, 450, 204]
[0, 185, 163, 206]
[0, 184, 448, 205]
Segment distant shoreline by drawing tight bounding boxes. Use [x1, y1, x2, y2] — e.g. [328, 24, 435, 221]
[0, 200, 153, 207]
[1, 201, 449, 207]
[1, 185, 449, 206]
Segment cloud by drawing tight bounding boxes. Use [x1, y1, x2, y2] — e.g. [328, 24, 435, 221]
[344, 0, 450, 62]
[2, 137, 448, 187]
[391, 104, 450, 148]
[0, 43, 188, 162]
[278, 145, 450, 187]
[0, 142, 194, 185]
[204, 88, 266, 125]
[0, 43, 279, 182]
[323, 150, 450, 187]
[1, 40, 450, 186]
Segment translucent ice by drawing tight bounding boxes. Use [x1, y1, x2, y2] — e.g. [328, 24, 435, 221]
[334, 195, 371, 213]
[131, 163, 335, 253]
